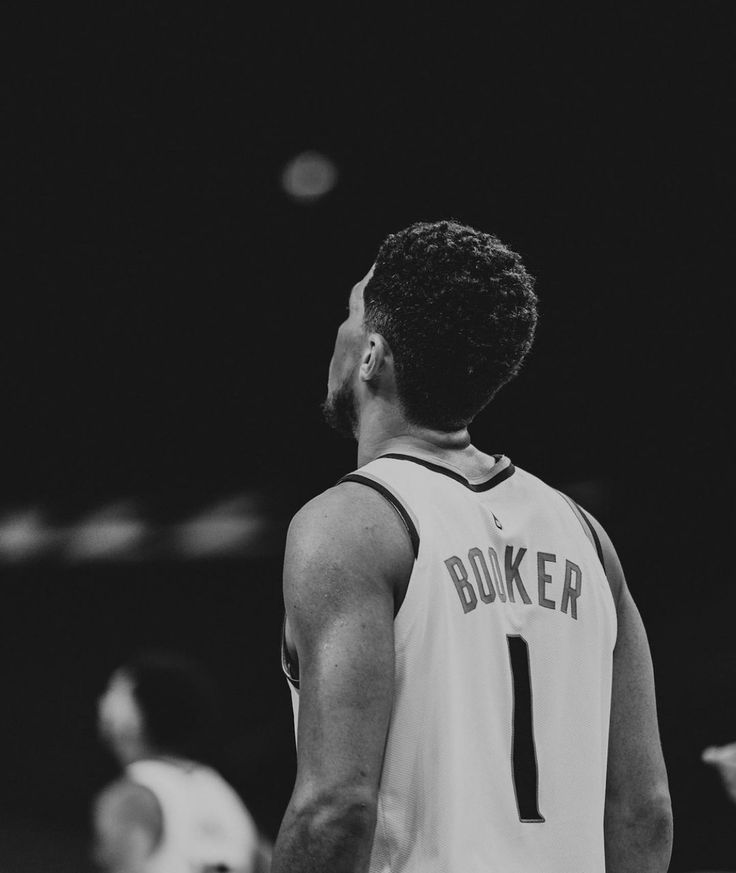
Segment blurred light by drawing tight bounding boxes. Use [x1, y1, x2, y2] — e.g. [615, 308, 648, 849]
[174, 494, 269, 558]
[0, 494, 283, 563]
[281, 150, 338, 201]
[66, 502, 146, 562]
[0, 510, 52, 561]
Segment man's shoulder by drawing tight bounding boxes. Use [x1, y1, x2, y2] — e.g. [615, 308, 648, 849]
[288, 478, 408, 542]
[94, 776, 162, 829]
[93, 776, 164, 869]
[284, 480, 415, 594]
[289, 482, 359, 527]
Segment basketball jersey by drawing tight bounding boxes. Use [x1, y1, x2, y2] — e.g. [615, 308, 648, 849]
[126, 758, 259, 873]
[282, 450, 617, 873]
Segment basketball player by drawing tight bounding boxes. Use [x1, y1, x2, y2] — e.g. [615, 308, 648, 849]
[274, 220, 673, 872]
[94, 651, 272, 873]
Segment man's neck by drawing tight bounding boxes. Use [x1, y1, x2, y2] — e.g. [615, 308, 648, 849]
[356, 408, 472, 468]
[118, 740, 165, 768]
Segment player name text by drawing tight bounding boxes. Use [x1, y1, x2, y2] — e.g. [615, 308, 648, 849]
[444, 546, 582, 619]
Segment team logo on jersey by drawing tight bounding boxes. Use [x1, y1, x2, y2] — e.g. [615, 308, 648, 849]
[492, 512, 503, 530]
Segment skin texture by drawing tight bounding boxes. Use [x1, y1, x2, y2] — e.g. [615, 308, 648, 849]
[275, 483, 414, 873]
[587, 513, 674, 873]
[274, 269, 672, 872]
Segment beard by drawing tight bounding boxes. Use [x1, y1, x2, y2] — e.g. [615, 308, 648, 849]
[322, 377, 359, 439]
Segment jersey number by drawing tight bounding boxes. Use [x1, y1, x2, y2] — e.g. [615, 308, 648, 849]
[507, 635, 545, 823]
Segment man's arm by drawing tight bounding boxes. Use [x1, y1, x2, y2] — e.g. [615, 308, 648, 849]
[272, 483, 414, 873]
[584, 513, 673, 873]
[92, 779, 162, 873]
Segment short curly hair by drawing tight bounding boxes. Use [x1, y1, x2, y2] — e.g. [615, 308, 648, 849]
[363, 220, 538, 430]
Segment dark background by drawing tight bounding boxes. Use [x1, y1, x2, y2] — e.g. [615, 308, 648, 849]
[2, 4, 734, 870]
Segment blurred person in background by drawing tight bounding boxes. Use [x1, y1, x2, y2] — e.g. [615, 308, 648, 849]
[94, 650, 271, 873]
[275, 220, 673, 873]
[685, 745, 736, 871]
[704, 742, 736, 805]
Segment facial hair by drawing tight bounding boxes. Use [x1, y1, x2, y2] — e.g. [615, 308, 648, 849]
[322, 377, 359, 439]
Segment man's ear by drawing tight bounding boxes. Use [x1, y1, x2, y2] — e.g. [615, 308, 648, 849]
[359, 333, 391, 383]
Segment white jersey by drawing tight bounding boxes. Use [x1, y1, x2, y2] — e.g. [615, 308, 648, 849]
[283, 450, 617, 873]
[126, 758, 259, 873]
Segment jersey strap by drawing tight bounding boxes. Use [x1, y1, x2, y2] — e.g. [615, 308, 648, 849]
[556, 491, 605, 570]
[281, 616, 300, 690]
[378, 452, 515, 492]
[338, 472, 420, 559]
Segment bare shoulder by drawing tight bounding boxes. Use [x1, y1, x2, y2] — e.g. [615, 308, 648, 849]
[94, 777, 162, 833]
[285, 482, 415, 598]
[92, 777, 164, 870]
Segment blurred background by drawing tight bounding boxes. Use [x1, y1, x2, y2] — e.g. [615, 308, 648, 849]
[2, 3, 733, 870]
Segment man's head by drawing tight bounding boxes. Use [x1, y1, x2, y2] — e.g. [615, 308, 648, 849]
[323, 220, 538, 436]
[97, 650, 220, 767]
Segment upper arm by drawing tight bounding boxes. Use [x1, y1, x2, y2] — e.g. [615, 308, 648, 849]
[583, 512, 670, 809]
[284, 483, 414, 813]
[92, 779, 162, 873]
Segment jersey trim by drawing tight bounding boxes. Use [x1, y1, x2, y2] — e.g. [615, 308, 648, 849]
[556, 491, 605, 569]
[577, 506, 604, 566]
[281, 616, 300, 690]
[378, 452, 515, 492]
[338, 473, 420, 559]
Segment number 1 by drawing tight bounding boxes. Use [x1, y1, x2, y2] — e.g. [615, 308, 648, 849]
[507, 635, 545, 822]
